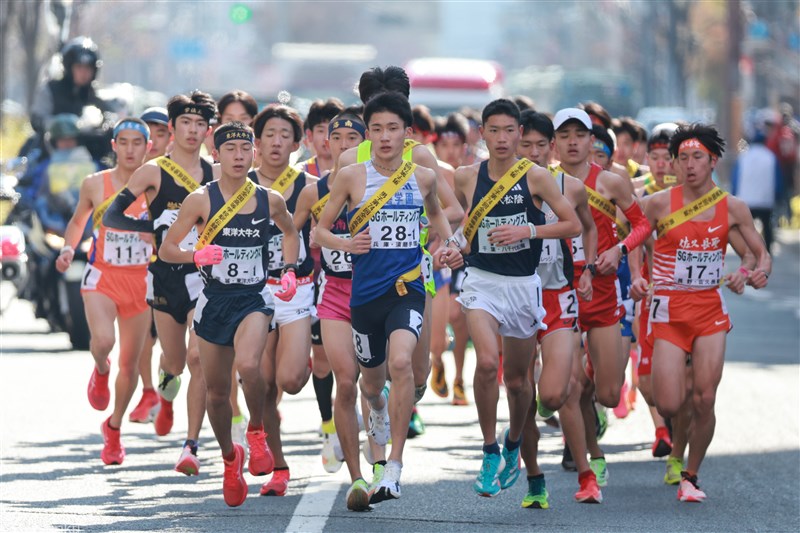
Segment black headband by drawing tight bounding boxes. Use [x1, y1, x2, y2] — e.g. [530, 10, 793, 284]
[214, 126, 255, 150]
[177, 105, 215, 123]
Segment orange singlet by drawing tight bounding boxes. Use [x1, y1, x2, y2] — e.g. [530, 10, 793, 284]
[80, 171, 151, 318]
[649, 185, 731, 353]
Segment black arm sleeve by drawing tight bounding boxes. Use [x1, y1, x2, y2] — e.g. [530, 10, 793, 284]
[102, 188, 154, 233]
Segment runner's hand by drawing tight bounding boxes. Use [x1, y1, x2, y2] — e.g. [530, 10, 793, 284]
[55, 247, 74, 273]
[594, 246, 622, 275]
[193, 244, 223, 266]
[747, 269, 769, 289]
[275, 270, 297, 301]
[439, 243, 464, 269]
[629, 277, 649, 302]
[724, 270, 746, 294]
[577, 269, 593, 301]
[487, 224, 527, 246]
[347, 231, 372, 255]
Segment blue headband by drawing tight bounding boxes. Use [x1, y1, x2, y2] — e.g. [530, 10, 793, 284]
[113, 120, 150, 142]
[593, 139, 612, 158]
[328, 118, 366, 138]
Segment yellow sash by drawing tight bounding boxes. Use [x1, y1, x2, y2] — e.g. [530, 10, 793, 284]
[656, 186, 727, 239]
[311, 193, 330, 220]
[348, 161, 416, 236]
[195, 179, 257, 250]
[583, 183, 630, 240]
[626, 159, 640, 179]
[270, 166, 301, 195]
[92, 189, 121, 229]
[463, 158, 533, 245]
[157, 157, 201, 193]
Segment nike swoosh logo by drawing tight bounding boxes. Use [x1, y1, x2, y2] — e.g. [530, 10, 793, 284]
[708, 225, 722, 233]
[714, 319, 726, 326]
[252, 217, 267, 225]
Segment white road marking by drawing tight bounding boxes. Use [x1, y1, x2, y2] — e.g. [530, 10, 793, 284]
[285, 478, 342, 533]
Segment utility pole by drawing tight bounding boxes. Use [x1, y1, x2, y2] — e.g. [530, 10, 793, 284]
[723, 0, 743, 179]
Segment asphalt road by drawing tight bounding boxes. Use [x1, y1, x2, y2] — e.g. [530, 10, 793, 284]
[1, 231, 798, 533]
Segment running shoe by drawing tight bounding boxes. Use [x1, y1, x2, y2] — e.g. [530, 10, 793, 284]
[664, 456, 683, 485]
[536, 395, 555, 419]
[473, 451, 505, 497]
[652, 426, 673, 458]
[222, 443, 247, 507]
[561, 445, 577, 472]
[260, 468, 290, 497]
[452, 380, 468, 406]
[88, 359, 111, 411]
[100, 417, 125, 465]
[232, 414, 248, 450]
[574, 470, 603, 503]
[369, 462, 385, 494]
[154, 397, 174, 436]
[407, 408, 425, 439]
[346, 478, 371, 511]
[594, 402, 608, 440]
[175, 445, 200, 476]
[157, 370, 181, 402]
[129, 388, 159, 423]
[521, 476, 549, 509]
[321, 432, 343, 473]
[613, 382, 630, 419]
[361, 438, 374, 465]
[677, 472, 706, 502]
[499, 428, 521, 489]
[589, 457, 608, 487]
[246, 428, 274, 476]
[431, 363, 448, 398]
[369, 460, 401, 503]
[367, 399, 390, 446]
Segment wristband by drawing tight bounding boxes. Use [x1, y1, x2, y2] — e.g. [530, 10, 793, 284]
[738, 266, 749, 276]
[282, 263, 298, 275]
[60, 245, 74, 255]
[528, 222, 537, 239]
[582, 264, 597, 277]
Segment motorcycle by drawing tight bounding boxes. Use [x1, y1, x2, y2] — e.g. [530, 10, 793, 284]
[12, 147, 95, 350]
[0, 159, 28, 314]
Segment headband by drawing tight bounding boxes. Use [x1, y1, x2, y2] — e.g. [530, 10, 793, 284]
[592, 139, 612, 158]
[328, 118, 366, 138]
[648, 141, 669, 152]
[678, 138, 712, 156]
[214, 126, 255, 150]
[177, 105, 216, 123]
[113, 120, 150, 142]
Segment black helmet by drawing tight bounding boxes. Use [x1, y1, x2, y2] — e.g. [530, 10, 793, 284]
[47, 113, 80, 142]
[61, 36, 101, 76]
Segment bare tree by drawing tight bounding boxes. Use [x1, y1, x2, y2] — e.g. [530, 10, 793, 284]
[0, 0, 17, 125]
[17, 0, 46, 112]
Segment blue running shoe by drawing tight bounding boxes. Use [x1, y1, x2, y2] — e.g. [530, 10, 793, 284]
[499, 428, 521, 489]
[473, 451, 505, 497]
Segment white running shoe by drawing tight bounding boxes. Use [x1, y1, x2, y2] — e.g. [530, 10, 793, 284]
[321, 432, 344, 473]
[369, 460, 401, 503]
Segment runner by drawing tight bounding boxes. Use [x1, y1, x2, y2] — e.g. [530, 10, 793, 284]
[295, 110, 371, 509]
[301, 98, 345, 177]
[515, 109, 597, 508]
[103, 91, 220, 475]
[159, 121, 299, 507]
[56, 117, 153, 465]
[611, 116, 648, 179]
[315, 90, 463, 504]
[642, 123, 771, 502]
[452, 99, 580, 498]
[248, 104, 316, 497]
[129, 107, 170, 425]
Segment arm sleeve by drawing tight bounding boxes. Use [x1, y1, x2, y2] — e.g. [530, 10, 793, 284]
[620, 201, 651, 251]
[730, 161, 740, 195]
[102, 188, 154, 233]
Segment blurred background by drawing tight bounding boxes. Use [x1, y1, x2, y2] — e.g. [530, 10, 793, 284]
[1, 0, 798, 170]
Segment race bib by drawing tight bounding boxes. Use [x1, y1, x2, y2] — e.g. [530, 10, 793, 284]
[421, 251, 434, 283]
[322, 236, 352, 273]
[558, 289, 579, 319]
[368, 208, 420, 250]
[649, 295, 670, 323]
[103, 230, 151, 266]
[571, 235, 586, 262]
[540, 239, 558, 264]
[159, 210, 198, 250]
[211, 246, 264, 285]
[81, 263, 102, 290]
[674, 249, 723, 287]
[353, 329, 374, 366]
[268, 232, 307, 271]
[477, 212, 530, 254]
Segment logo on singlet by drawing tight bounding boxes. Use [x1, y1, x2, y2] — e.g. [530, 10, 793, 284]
[252, 217, 267, 225]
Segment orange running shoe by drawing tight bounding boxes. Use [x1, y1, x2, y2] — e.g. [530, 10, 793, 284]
[452, 380, 468, 406]
[154, 397, 174, 436]
[677, 472, 706, 502]
[175, 444, 200, 476]
[430, 363, 448, 398]
[260, 467, 290, 496]
[246, 428, 275, 476]
[100, 417, 125, 465]
[652, 426, 673, 458]
[223, 443, 248, 507]
[88, 359, 111, 411]
[129, 388, 160, 423]
[574, 470, 603, 503]
[613, 382, 630, 419]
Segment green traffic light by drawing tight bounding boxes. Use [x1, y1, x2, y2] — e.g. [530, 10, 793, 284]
[229, 4, 252, 24]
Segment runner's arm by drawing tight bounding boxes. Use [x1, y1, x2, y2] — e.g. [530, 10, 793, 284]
[270, 190, 299, 266]
[293, 182, 316, 232]
[728, 198, 772, 285]
[414, 146, 464, 227]
[420, 167, 463, 269]
[55, 176, 97, 272]
[102, 165, 158, 232]
[158, 191, 206, 264]
[573, 183, 597, 264]
[528, 168, 580, 240]
[314, 165, 368, 254]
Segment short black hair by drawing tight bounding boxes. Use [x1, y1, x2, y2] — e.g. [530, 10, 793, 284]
[358, 66, 410, 104]
[520, 110, 554, 140]
[669, 123, 725, 158]
[611, 117, 641, 142]
[363, 91, 413, 129]
[252, 104, 303, 142]
[579, 101, 611, 129]
[482, 99, 521, 125]
[167, 90, 217, 126]
[305, 98, 345, 131]
[434, 112, 469, 144]
[217, 90, 258, 120]
[512, 95, 536, 112]
[592, 125, 615, 154]
[412, 105, 435, 135]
